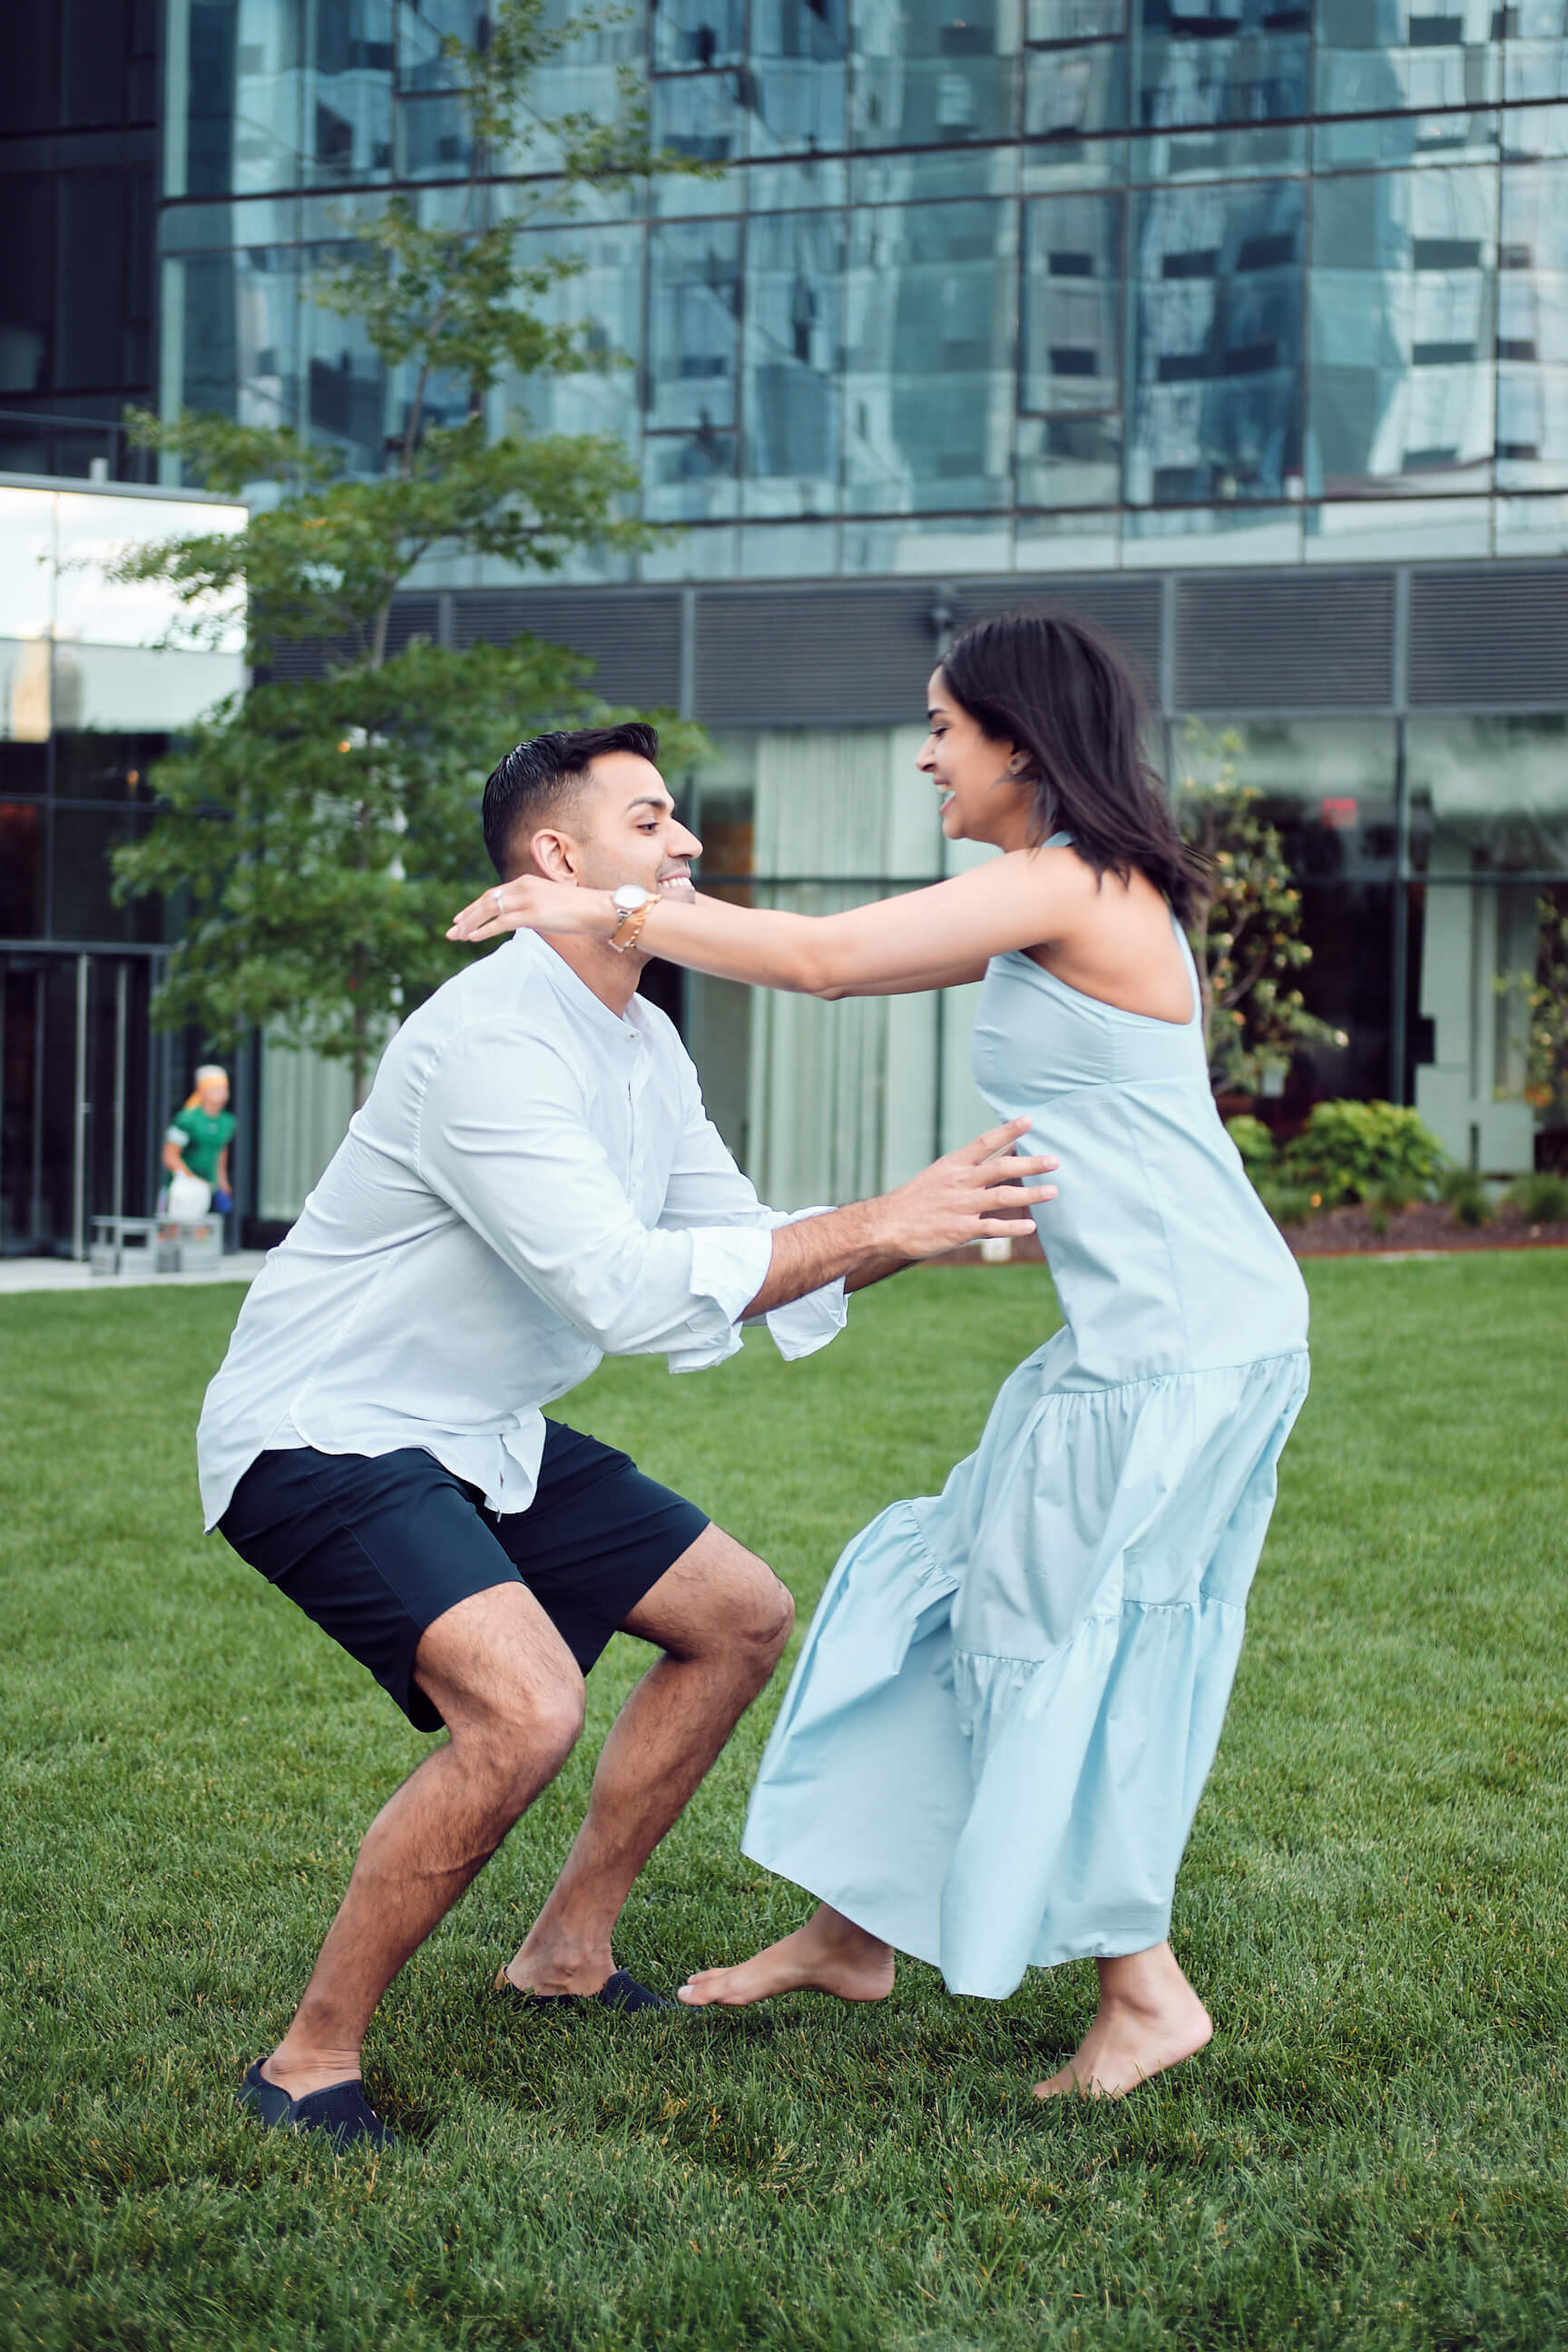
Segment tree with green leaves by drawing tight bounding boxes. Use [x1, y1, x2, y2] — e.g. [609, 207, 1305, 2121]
[112, 0, 705, 1105]
[1497, 891, 1568, 1130]
[1175, 724, 1345, 1094]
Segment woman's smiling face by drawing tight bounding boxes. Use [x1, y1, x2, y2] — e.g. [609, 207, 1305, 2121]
[916, 666, 1033, 850]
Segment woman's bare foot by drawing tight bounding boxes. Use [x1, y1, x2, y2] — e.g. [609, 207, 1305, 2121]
[1034, 1942, 1212, 2101]
[677, 1903, 896, 2009]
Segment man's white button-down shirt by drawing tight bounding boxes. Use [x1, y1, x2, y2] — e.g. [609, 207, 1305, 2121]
[197, 928, 847, 1529]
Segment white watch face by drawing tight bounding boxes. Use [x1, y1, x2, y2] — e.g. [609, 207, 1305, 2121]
[612, 885, 651, 914]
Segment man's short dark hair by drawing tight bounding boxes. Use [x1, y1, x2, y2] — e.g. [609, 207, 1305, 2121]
[482, 721, 661, 879]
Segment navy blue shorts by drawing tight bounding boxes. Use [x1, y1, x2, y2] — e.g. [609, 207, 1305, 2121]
[218, 1423, 710, 1733]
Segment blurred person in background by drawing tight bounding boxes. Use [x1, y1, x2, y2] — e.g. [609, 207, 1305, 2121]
[163, 1064, 235, 1219]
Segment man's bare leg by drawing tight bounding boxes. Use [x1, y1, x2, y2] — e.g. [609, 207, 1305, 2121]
[1033, 1943, 1212, 2100]
[505, 1525, 794, 1996]
[261, 1584, 585, 2101]
[677, 1902, 895, 2008]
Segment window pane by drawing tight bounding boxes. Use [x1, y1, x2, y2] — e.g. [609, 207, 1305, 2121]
[1179, 718, 1397, 1105]
[54, 493, 246, 652]
[0, 178, 55, 395]
[647, 221, 742, 435]
[506, 223, 644, 445]
[1410, 878, 1556, 1176]
[644, 427, 740, 521]
[0, 742, 48, 798]
[852, 0, 1021, 151]
[1134, 8, 1309, 133]
[845, 201, 1016, 514]
[1308, 165, 1496, 498]
[522, 0, 645, 166]
[651, 70, 748, 164]
[653, 0, 747, 74]
[1128, 177, 1303, 504]
[1313, 108, 1501, 170]
[179, 0, 308, 197]
[0, 806, 44, 936]
[1024, 43, 1126, 138]
[170, 244, 304, 436]
[1022, 191, 1122, 413]
[308, 0, 395, 184]
[1406, 715, 1568, 875]
[395, 90, 473, 177]
[742, 211, 843, 517]
[1028, 0, 1125, 35]
[0, 494, 56, 638]
[748, 0, 848, 157]
[1315, 0, 1500, 117]
[53, 732, 170, 804]
[396, 0, 485, 92]
[50, 808, 162, 944]
[1504, 12, 1568, 103]
[54, 645, 241, 734]
[1497, 161, 1568, 487]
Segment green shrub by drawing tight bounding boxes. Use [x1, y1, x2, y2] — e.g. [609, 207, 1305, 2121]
[1511, 1170, 1568, 1224]
[1281, 1100, 1447, 1208]
[1439, 1166, 1491, 1228]
[1225, 1113, 1277, 1187]
[1258, 1181, 1316, 1230]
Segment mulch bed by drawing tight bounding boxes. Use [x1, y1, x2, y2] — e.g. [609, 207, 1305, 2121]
[1279, 1200, 1568, 1256]
[942, 1201, 1568, 1268]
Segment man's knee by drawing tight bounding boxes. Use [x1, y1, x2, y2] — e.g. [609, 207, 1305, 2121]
[623, 1525, 794, 1676]
[750, 1571, 795, 1661]
[418, 1585, 588, 1804]
[451, 1670, 585, 1807]
[726, 1559, 794, 1681]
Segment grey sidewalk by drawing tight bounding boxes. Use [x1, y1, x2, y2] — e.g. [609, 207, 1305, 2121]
[0, 1252, 267, 1297]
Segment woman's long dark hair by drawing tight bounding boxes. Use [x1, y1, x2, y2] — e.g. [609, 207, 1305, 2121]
[941, 610, 1208, 927]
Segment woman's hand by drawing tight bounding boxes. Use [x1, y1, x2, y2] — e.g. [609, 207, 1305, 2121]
[446, 877, 615, 946]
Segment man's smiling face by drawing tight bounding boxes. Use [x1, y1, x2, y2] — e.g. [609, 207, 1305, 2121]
[524, 750, 702, 922]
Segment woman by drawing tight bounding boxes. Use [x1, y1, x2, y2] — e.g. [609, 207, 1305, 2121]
[447, 613, 1309, 2099]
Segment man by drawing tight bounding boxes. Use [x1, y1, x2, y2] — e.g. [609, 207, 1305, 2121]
[201, 720, 1054, 2150]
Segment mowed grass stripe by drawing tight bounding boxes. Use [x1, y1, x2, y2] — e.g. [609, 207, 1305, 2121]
[0, 1258, 1564, 2351]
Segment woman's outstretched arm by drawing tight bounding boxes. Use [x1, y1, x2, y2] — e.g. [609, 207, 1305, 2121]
[447, 848, 1089, 999]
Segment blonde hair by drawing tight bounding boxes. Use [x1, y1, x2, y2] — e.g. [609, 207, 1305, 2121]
[183, 1063, 230, 1111]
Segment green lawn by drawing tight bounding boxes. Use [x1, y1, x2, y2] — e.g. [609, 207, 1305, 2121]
[2, 1258, 1565, 2352]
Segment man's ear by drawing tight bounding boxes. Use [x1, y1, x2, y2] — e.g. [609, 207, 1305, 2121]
[526, 826, 582, 884]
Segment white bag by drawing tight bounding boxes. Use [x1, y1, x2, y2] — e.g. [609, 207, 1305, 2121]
[166, 1171, 212, 1222]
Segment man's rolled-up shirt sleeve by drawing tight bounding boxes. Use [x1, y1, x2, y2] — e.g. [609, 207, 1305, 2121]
[417, 1027, 772, 1369]
[658, 1062, 848, 1366]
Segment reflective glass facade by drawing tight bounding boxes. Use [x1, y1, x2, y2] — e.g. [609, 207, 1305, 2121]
[157, 2, 1568, 577]
[0, 480, 246, 1254]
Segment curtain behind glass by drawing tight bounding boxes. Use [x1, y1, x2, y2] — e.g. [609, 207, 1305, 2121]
[746, 726, 941, 1210]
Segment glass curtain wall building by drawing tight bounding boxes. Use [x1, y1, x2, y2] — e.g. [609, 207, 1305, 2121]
[0, 481, 246, 1255]
[143, 3, 1568, 1210]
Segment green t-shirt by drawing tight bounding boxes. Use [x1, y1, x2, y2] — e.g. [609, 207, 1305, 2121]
[167, 1105, 236, 1189]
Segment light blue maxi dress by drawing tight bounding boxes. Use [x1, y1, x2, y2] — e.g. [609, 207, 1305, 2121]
[742, 908, 1311, 2000]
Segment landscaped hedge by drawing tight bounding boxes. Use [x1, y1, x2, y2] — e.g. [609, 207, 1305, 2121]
[1226, 1099, 1449, 1220]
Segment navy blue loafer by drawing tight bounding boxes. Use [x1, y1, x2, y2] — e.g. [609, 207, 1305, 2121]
[237, 2061, 394, 2149]
[498, 1966, 673, 2014]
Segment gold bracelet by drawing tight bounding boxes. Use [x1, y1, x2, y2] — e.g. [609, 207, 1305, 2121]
[607, 897, 652, 955]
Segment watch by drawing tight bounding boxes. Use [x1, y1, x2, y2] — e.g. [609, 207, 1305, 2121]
[607, 883, 653, 954]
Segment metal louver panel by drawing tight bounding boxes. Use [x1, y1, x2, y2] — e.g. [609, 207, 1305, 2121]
[1409, 568, 1568, 706]
[386, 597, 439, 654]
[693, 588, 940, 722]
[950, 578, 1163, 698]
[449, 590, 683, 709]
[1176, 573, 1395, 709]
[259, 598, 437, 682]
[263, 636, 346, 682]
